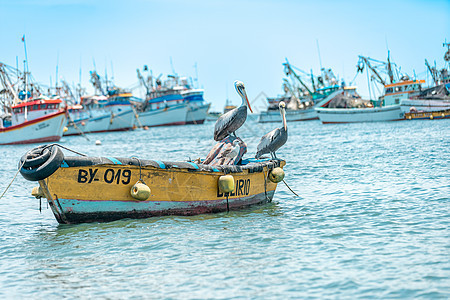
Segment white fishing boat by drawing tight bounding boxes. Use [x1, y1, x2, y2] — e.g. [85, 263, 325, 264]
[316, 55, 426, 124]
[316, 105, 404, 124]
[64, 93, 135, 136]
[259, 60, 341, 123]
[315, 81, 419, 124]
[1, 97, 66, 145]
[400, 43, 450, 113]
[136, 69, 210, 126]
[182, 88, 211, 124]
[259, 89, 344, 123]
[64, 72, 135, 136]
[135, 102, 189, 127]
[0, 62, 66, 145]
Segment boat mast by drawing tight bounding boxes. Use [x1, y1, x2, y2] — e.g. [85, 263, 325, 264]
[22, 35, 29, 120]
[357, 56, 386, 86]
[137, 67, 150, 97]
[283, 59, 312, 96]
[425, 59, 438, 86]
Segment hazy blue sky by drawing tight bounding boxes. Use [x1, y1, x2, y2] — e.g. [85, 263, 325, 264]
[1, 0, 449, 111]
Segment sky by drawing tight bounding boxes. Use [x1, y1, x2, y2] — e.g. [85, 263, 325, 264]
[1, 0, 449, 112]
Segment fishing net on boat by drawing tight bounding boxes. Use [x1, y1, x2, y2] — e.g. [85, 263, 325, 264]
[325, 94, 372, 108]
[415, 83, 450, 100]
[203, 136, 247, 166]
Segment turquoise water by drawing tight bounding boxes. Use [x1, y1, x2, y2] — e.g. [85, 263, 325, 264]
[0, 119, 449, 298]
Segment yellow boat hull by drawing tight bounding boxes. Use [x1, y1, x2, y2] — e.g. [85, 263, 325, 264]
[33, 156, 285, 224]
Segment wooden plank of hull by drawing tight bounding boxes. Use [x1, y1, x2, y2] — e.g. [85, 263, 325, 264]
[44, 162, 282, 224]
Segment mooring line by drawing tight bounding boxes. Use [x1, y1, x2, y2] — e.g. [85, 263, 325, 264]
[283, 179, 299, 197]
[0, 160, 26, 200]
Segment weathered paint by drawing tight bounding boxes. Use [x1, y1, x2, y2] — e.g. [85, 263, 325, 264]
[42, 161, 284, 224]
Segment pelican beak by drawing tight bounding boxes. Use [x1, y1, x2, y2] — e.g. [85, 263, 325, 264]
[246, 96, 253, 113]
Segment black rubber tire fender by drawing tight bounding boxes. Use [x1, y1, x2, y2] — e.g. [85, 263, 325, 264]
[19, 145, 64, 181]
[20, 145, 52, 168]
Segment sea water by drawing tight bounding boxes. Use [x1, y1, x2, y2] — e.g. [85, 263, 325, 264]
[0, 119, 448, 299]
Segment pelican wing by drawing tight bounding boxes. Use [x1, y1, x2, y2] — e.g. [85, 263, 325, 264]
[256, 128, 280, 157]
[214, 106, 247, 141]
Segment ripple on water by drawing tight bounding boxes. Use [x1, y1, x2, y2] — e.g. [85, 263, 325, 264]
[0, 119, 449, 298]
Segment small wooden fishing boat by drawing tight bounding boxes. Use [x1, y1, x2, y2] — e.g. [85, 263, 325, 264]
[19, 145, 286, 224]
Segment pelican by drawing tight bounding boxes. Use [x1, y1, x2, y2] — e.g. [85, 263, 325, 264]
[214, 80, 253, 141]
[255, 101, 288, 159]
[223, 139, 241, 162]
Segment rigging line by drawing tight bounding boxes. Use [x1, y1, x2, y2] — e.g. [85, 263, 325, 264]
[66, 114, 90, 141]
[45, 143, 87, 156]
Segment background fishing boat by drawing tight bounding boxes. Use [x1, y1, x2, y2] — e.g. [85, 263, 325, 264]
[316, 54, 415, 124]
[0, 62, 66, 144]
[400, 43, 450, 113]
[135, 67, 210, 126]
[258, 60, 341, 123]
[64, 71, 135, 135]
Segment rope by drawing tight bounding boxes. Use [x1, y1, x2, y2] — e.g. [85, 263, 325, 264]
[226, 194, 229, 212]
[66, 113, 90, 141]
[0, 159, 26, 200]
[0, 144, 88, 200]
[45, 144, 87, 156]
[263, 168, 270, 202]
[131, 157, 146, 184]
[132, 106, 143, 128]
[283, 179, 299, 197]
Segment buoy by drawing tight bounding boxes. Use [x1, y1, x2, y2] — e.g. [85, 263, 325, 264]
[31, 186, 44, 198]
[430, 115, 434, 120]
[269, 167, 285, 183]
[218, 175, 234, 193]
[81, 121, 85, 126]
[130, 181, 151, 201]
[63, 126, 68, 132]
[144, 126, 149, 130]
[95, 140, 102, 145]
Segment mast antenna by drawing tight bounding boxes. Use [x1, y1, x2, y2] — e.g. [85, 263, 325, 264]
[316, 39, 323, 70]
[55, 51, 59, 89]
[22, 35, 29, 73]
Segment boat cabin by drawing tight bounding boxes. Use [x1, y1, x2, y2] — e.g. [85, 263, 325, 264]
[383, 79, 425, 106]
[11, 97, 62, 126]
